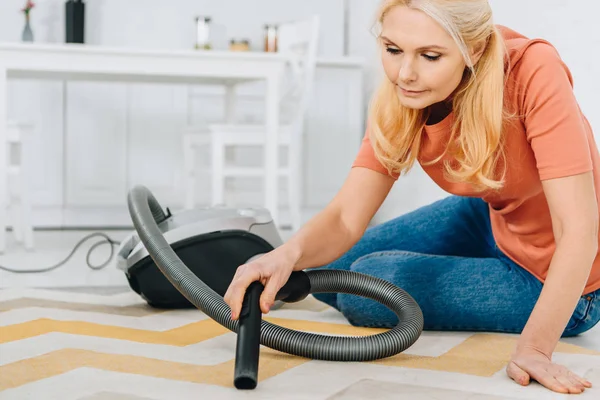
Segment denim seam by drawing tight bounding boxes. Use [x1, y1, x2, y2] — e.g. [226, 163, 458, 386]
[581, 296, 595, 323]
[354, 250, 476, 264]
[566, 298, 594, 332]
[353, 250, 427, 264]
[582, 302, 600, 331]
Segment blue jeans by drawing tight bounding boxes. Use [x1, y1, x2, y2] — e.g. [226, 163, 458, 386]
[312, 196, 600, 337]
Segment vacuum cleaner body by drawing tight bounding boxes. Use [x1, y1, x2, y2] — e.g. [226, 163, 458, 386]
[117, 205, 283, 309]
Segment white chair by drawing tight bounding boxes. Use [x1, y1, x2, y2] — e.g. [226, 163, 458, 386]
[182, 15, 320, 232]
[1, 121, 35, 253]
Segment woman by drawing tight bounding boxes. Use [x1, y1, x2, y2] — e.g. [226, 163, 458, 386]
[224, 0, 599, 394]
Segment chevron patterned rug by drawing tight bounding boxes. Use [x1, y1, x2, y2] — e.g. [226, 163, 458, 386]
[0, 287, 599, 400]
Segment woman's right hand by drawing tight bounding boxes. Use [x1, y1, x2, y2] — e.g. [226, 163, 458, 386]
[224, 245, 300, 320]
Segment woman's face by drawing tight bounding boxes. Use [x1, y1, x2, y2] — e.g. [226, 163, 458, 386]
[380, 6, 482, 109]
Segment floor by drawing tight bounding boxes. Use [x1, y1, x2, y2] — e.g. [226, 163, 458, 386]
[0, 229, 141, 288]
[0, 230, 599, 399]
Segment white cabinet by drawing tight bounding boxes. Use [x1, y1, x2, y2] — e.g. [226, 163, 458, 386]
[64, 82, 129, 207]
[18, 60, 364, 228]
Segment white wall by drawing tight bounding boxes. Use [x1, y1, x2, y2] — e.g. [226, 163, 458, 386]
[0, 0, 346, 54]
[347, 0, 600, 222]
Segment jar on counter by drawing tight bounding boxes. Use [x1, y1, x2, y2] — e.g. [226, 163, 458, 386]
[195, 16, 212, 50]
[229, 39, 250, 52]
[264, 24, 278, 52]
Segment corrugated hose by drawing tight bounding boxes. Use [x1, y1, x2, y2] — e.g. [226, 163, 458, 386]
[127, 185, 424, 390]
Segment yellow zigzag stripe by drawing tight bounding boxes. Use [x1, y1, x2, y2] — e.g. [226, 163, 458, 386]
[2, 317, 598, 356]
[0, 318, 228, 346]
[1, 334, 597, 392]
[371, 333, 600, 376]
[0, 317, 388, 346]
[0, 348, 309, 391]
[1, 318, 598, 391]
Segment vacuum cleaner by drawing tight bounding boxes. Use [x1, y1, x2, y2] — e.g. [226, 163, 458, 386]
[117, 185, 424, 390]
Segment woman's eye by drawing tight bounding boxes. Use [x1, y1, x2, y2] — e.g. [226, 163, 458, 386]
[423, 54, 441, 61]
[385, 47, 441, 61]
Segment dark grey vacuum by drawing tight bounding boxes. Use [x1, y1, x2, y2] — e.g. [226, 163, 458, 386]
[118, 185, 424, 390]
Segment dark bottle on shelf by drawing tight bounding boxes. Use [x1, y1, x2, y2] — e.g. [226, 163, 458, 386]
[66, 0, 85, 44]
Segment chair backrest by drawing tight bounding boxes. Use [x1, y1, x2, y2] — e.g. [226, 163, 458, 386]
[6, 122, 33, 168]
[6, 122, 23, 144]
[276, 15, 320, 134]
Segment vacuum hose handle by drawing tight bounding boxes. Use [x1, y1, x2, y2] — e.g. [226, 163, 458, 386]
[233, 281, 263, 389]
[232, 270, 311, 389]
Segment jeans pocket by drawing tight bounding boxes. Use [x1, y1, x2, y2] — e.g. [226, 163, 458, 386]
[564, 290, 599, 335]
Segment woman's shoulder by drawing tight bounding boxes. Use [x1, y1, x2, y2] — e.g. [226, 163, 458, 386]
[496, 25, 574, 109]
[496, 24, 566, 75]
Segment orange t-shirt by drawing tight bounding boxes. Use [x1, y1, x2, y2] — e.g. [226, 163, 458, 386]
[353, 25, 600, 295]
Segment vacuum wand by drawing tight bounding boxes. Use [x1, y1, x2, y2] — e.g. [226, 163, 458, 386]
[232, 270, 312, 389]
[233, 281, 264, 389]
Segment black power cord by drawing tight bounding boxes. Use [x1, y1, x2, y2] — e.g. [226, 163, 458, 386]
[0, 232, 121, 273]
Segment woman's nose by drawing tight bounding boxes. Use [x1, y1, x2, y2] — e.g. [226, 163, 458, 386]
[397, 59, 417, 83]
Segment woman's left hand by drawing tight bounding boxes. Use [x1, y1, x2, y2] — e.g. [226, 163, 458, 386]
[506, 347, 593, 394]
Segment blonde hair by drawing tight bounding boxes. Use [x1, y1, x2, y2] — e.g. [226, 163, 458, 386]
[369, 0, 513, 191]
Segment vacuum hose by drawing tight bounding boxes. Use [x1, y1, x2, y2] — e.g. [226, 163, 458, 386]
[127, 185, 424, 390]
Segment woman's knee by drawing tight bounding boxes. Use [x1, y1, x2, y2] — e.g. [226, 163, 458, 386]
[336, 250, 421, 328]
[311, 250, 400, 311]
[349, 250, 427, 280]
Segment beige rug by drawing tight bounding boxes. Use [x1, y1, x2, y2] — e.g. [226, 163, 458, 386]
[0, 287, 598, 399]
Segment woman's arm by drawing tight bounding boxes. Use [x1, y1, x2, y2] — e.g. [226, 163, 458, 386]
[507, 170, 598, 393]
[284, 166, 396, 271]
[518, 171, 598, 353]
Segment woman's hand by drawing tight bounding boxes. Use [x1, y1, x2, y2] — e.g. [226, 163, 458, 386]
[506, 346, 592, 394]
[224, 245, 301, 320]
